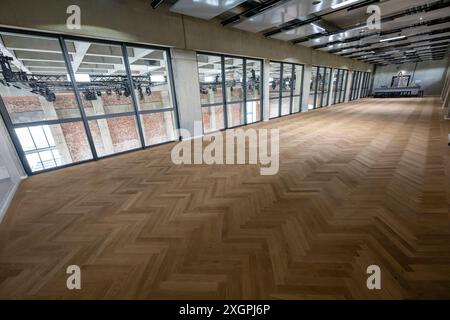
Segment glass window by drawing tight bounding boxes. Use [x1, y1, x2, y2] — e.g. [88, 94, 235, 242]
[281, 97, 291, 116]
[0, 32, 82, 124]
[127, 47, 174, 112]
[197, 54, 262, 131]
[269, 99, 280, 118]
[88, 115, 141, 157]
[0, 30, 179, 175]
[140, 111, 176, 146]
[15, 122, 93, 172]
[292, 65, 303, 96]
[269, 62, 281, 99]
[309, 66, 318, 110]
[227, 102, 245, 128]
[197, 54, 223, 105]
[202, 105, 225, 133]
[281, 64, 293, 97]
[224, 57, 244, 103]
[321, 68, 331, 107]
[246, 59, 261, 101]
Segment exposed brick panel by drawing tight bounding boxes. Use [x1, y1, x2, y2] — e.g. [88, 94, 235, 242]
[107, 117, 139, 151]
[2, 96, 41, 113]
[60, 122, 92, 162]
[202, 106, 224, 132]
[141, 112, 173, 145]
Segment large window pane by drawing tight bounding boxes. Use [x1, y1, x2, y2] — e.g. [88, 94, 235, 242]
[197, 54, 223, 105]
[309, 66, 318, 110]
[321, 68, 331, 107]
[224, 57, 243, 103]
[202, 105, 225, 133]
[246, 59, 261, 101]
[281, 64, 293, 97]
[140, 111, 176, 146]
[293, 65, 303, 96]
[64, 39, 135, 116]
[88, 115, 141, 157]
[316, 67, 325, 108]
[269, 62, 281, 99]
[127, 46, 174, 111]
[269, 99, 279, 118]
[246, 100, 260, 124]
[292, 95, 301, 113]
[281, 97, 291, 116]
[15, 122, 93, 172]
[0, 32, 82, 124]
[227, 102, 245, 127]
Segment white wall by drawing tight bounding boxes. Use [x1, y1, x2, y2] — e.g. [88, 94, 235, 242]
[0, 116, 26, 222]
[372, 59, 449, 96]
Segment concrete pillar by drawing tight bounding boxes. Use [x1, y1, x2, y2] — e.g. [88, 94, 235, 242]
[91, 99, 115, 153]
[302, 64, 312, 112]
[38, 96, 72, 164]
[263, 59, 270, 121]
[170, 48, 202, 139]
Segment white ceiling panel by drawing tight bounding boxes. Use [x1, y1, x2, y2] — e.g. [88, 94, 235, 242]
[170, 0, 247, 20]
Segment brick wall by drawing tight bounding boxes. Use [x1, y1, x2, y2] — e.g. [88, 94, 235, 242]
[60, 122, 92, 162]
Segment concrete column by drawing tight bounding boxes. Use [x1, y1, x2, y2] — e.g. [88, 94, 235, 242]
[91, 99, 115, 153]
[302, 64, 312, 112]
[0, 116, 25, 183]
[170, 48, 202, 139]
[38, 96, 72, 164]
[263, 59, 270, 121]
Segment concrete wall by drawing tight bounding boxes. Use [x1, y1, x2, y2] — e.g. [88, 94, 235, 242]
[372, 59, 449, 96]
[0, 115, 26, 222]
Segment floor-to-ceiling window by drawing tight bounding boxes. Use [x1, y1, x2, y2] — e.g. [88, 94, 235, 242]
[308, 66, 318, 110]
[332, 69, 349, 105]
[350, 71, 364, 101]
[269, 61, 304, 118]
[320, 67, 332, 107]
[197, 53, 263, 132]
[360, 72, 372, 98]
[310, 66, 332, 109]
[0, 29, 179, 174]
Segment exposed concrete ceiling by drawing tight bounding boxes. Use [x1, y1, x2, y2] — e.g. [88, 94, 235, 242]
[164, 0, 450, 65]
[0, 33, 168, 76]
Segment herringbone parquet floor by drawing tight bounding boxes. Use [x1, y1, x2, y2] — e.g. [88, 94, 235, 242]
[0, 98, 449, 299]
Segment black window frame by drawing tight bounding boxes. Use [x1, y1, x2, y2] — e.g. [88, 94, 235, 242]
[269, 60, 304, 118]
[0, 27, 180, 176]
[196, 52, 264, 132]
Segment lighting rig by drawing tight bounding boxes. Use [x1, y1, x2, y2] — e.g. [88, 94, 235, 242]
[199, 69, 261, 95]
[0, 53, 166, 103]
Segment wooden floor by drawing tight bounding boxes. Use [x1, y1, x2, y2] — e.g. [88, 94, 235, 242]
[0, 98, 450, 299]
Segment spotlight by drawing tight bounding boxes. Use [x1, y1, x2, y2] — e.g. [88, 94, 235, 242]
[106, 89, 112, 95]
[44, 88, 56, 102]
[83, 90, 97, 101]
[145, 85, 152, 96]
[137, 84, 144, 100]
[124, 87, 131, 97]
[96, 90, 102, 97]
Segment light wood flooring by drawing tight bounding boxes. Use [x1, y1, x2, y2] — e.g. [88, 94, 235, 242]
[0, 98, 449, 299]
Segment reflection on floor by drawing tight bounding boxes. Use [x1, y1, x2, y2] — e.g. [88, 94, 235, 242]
[0, 98, 449, 299]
